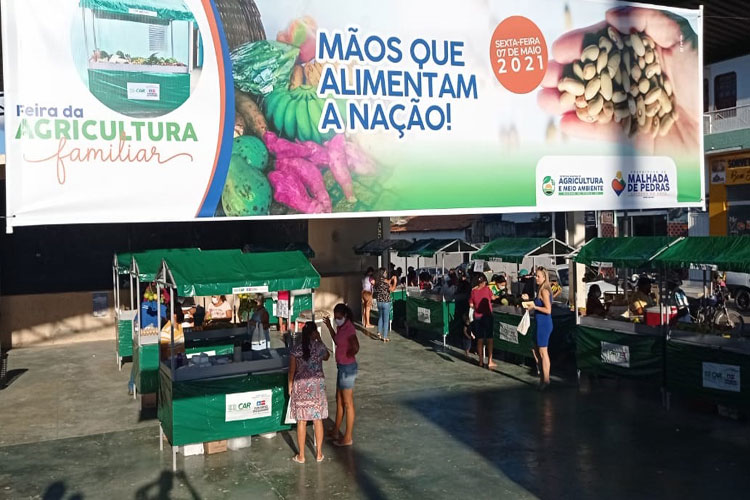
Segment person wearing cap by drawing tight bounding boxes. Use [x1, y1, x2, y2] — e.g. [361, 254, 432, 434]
[667, 278, 691, 324]
[629, 277, 656, 316]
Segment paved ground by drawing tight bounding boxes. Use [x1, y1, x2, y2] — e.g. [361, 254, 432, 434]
[1, 327, 750, 500]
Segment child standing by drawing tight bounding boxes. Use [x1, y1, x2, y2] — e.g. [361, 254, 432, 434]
[462, 312, 475, 357]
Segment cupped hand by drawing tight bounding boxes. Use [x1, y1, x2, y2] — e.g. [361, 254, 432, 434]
[538, 7, 699, 154]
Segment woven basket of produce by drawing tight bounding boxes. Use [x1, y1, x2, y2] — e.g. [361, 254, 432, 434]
[214, 0, 266, 51]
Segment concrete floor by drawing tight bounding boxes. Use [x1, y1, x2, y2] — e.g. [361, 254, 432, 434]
[1, 328, 750, 500]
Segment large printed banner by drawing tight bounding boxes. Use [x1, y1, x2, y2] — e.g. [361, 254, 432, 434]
[1, 0, 703, 229]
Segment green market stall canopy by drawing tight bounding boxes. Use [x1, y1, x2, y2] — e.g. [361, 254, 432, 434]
[80, 0, 195, 22]
[473, 237, 573, 263]
[354, 239, 413, 256]
[116, 248, 201, 281]
[650, 236, 750, 273]
[158, 250, 320, 296]
[574, 237, 677, 269]
[397, 239, 478, 258]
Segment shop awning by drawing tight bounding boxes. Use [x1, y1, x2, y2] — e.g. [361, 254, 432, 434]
[354, 239, 413, 256]
[473, 238, 574, 263]
[574, 237, 677, 269]
[159, 250, 320, 296]
[129, 248, 201, 282]
[242, 242, 316, 259]
[80, 0, 195, 22]
[651, 236, 750, 272]
[397, 239, 478, 258]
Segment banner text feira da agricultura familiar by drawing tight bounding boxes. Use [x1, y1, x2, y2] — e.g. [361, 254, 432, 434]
[14, 104, 195, 185]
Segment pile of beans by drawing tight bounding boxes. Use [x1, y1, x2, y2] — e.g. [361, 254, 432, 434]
[557, 25, 677, 138]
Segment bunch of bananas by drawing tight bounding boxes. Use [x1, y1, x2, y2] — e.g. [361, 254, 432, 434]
[264, 85, 332, 144]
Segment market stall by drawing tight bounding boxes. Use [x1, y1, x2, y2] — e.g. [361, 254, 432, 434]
[650, 236, 750, 408]
[154, 250, 320, 469]
[473, 238, 575, 360]
[80, 0, 197, 117]
[113, 253, 135, 369]
[398, 239, 478, 345]
[573, 237, 679, 382]
[129, 248, 199, 399]
[354, 239, 413, 327]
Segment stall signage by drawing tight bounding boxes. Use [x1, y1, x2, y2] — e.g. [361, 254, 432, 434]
[186, 350, 216, 359]
[601, 341, 630, 368]
[726, 167, 750, 186]
[592, 261, 613, 268]
[277, 300, 290, 319]
[127, 83, 161, 101]
[0, 1, 704, 230]
[497, 322, 518, 344]
[226, 390, 273, 422]
[702, 362, 740, 393]
[128, 8, 157, 17]
[417, 307, 431, 324]
[473, 260, 485, 273]
[232, 286, 269, 294]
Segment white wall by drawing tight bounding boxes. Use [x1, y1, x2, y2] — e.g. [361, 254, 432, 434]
[705, 54, 750, 110]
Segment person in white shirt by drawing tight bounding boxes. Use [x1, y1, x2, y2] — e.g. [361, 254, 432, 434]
[206, 295, 232, 323]
[361, 267, 375, 328]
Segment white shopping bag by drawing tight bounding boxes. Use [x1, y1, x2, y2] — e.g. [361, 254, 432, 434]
[284, 398, 296, 425]
[517, 311, 531, 336]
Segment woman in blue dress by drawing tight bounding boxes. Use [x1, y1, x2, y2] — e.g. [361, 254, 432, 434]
[525, 267, 553, 390]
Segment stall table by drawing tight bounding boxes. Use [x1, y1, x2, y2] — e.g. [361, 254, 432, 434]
[405, 291, 456, 343]
[158, 351, 291, 452]
[666, 331, 750, 408]
[576, 317, 665, 382]
[493, 304, 576, 360]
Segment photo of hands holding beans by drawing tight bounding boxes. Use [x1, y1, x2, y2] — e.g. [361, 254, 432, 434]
[538, 6, 700, 155]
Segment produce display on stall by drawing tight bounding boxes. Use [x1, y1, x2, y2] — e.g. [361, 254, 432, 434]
[152, 249, 320, 469]
[80, 0, 199, 117]
[573, 236, 678, 382]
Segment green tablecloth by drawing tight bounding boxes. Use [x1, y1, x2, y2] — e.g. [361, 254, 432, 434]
[576, 324, 664, 381]
[493, 310, 535, 358]
[405, 294, 456, 337]
[158, 365, 291, 446]
[666, 334, 750, 407]
[133, 342, 160, 394]
[88, 69, 190, 116]
[117, 318, 133, 359]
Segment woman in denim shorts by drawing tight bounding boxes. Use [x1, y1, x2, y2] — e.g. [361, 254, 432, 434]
[323, 303, 359, 447]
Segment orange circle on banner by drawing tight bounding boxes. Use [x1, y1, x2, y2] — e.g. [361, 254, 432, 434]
[489, 16, 548, 94]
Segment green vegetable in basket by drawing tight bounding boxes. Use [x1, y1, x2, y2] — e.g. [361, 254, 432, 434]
[231, 41, 299, 97]
[220, 145, 272, 216]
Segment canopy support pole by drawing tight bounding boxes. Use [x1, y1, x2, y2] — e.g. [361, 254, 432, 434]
[170, 283, 175, 379]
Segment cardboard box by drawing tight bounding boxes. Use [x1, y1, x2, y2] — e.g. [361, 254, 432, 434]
[141, 393, 157, 409]
[180, 443, 204, 456]
[204, 440, 228, 455]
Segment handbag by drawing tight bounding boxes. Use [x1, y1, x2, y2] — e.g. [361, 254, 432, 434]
[517, 311, 530, 336]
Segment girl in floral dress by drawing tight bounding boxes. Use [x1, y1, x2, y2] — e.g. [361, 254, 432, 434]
[289, 321, 330, 463]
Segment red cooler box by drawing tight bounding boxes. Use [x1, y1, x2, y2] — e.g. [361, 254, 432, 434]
[645, 306, 676, 326]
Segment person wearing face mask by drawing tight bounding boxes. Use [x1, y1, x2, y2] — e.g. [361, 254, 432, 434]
[323, 303, 359, 447]
[206, 295, 232, 323]
[248, 295, 271, 350]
